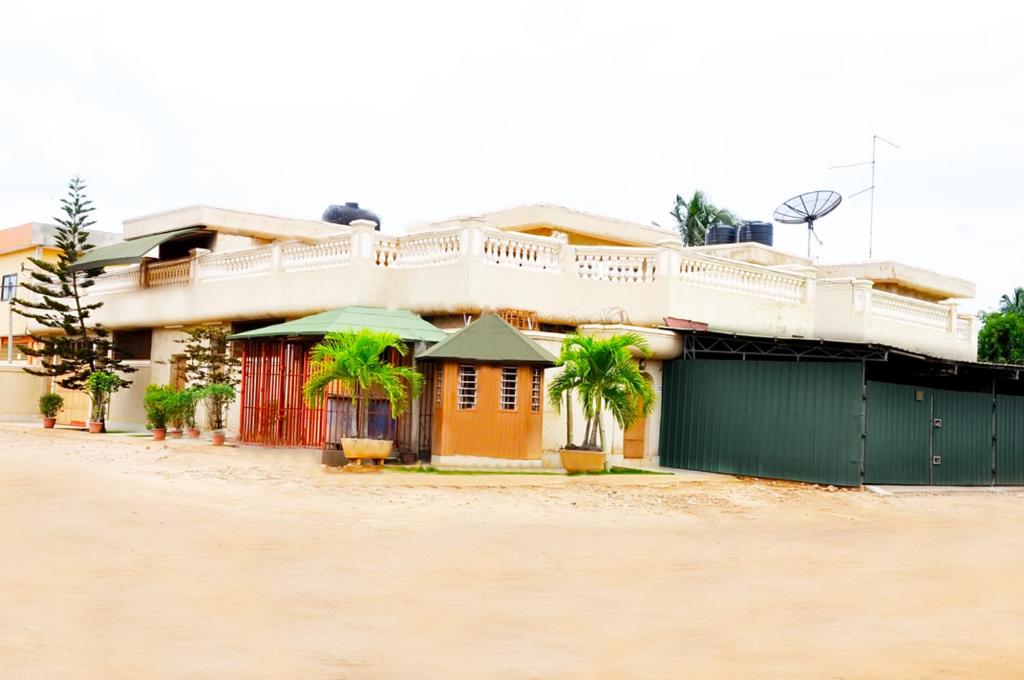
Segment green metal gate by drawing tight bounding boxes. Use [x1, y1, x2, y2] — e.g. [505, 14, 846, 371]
[863, 382, 930, 484]
[864, 382, 993, 485]
[659, 359, 863, 486]
[997, 394, 1024, 485]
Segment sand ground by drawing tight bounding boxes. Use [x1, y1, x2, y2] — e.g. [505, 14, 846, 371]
[2, 425, 1024, 679]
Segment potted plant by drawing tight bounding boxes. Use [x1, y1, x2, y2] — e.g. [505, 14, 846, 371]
[302, 329, 423, 468]
[84, 370, 121, 434]
[39, 392, 64, 429]
[182, 387, 202, 438]
[548, 333, 655, 474]
[202, 383, 236, 446]
[167, 388, 188, 438]
[143, 384, 174, 441]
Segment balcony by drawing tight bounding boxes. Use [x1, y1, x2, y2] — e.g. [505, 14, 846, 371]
[84, 221, 976, 361]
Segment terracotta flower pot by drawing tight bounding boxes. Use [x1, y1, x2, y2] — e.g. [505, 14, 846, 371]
[170, 429, 183, 439]
[186, 427, 201, 439]
[152, 428, 166, 441]
[42, 417, 57, 429]
[88, 422, 103, 434]
[560, 448, 606, 474]
[211, 431, 226, 446]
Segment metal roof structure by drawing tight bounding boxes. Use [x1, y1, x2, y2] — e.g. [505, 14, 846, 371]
[228, 306, 447, 343]
[416, 314, 557, 366]
[71, 226, 203, 270]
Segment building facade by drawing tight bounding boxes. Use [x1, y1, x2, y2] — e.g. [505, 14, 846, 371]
[2, 203, 981, 468]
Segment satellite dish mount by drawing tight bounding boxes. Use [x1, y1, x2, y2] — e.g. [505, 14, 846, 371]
[773, 190, 843, 258]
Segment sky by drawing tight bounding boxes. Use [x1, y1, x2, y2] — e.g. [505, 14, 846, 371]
[1, 1, 1021, 311]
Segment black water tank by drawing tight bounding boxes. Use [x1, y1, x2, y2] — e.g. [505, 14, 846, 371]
[322, 202, 381, 229]
[738, 221, 773, 246]
[705, 224, 737, 246]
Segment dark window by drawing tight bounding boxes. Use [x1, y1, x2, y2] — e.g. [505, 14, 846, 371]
[1, 273, 16, 301]
[113, 329, 153, 361]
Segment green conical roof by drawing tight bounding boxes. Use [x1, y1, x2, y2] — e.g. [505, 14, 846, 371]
[416, 314, 556, 366]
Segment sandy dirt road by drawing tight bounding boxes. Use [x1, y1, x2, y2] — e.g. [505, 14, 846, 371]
[2, 425, 1024, 679]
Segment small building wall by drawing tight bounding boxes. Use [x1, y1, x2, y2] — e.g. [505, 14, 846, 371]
[0, 366, 48, 423]
[432, 361, 544, 460]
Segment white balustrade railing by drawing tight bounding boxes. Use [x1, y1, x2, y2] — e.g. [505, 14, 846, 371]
[146, 258, 192, 288]
[373, 235, 400, 267]
[870, 290, 950, 331]
[955, 317, 973, 341]
[197, 247, 274, 281]
[91, 265, 142, 294]
[281, 235, 352, 272]
[575, 247, 658, 283]
[391, 228, 462, 268]
[481, 230, 561, 272]
[679, 254, 806, 304]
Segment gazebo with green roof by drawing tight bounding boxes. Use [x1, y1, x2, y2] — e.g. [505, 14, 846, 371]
[232, 306, 445, 450]
[417, 314, 556, 463]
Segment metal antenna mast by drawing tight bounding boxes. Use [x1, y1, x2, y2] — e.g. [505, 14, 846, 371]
[829, 134, 900, 259]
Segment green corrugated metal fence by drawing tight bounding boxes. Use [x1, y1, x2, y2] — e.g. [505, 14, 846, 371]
[997, 393, 1024, 485]
[659, 359, 863, 486]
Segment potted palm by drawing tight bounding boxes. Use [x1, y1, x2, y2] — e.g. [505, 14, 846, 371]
[202, 383, 236, 446]
[39, 392, 64, 428]
[548, 333, 655, 473]
[302, 329, 423, 468]
[84, 370, 121, 434]
[143, 384, 174, 441]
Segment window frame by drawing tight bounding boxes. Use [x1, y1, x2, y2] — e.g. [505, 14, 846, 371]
[531, 367, 542, 413]
[457, 364, 477, 410]
[1, 273, 16, 302]
[500, 365, 518, 411]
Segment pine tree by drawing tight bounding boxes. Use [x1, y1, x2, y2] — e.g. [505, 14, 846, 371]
[13, 176, 135, 393]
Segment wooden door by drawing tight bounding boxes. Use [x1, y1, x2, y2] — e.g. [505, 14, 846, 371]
[622, 374, 652, 459]
[55, 383, 90, 427]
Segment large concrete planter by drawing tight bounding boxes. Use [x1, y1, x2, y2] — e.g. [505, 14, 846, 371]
[560, 448, 606, 474]
[340, 438, 393, 472]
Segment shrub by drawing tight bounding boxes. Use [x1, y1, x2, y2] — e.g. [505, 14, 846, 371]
[84, 370, 121, 424]
[38, 392, 64, 418]
[143, 385, 177, 431]
[201, 383, 237, 432]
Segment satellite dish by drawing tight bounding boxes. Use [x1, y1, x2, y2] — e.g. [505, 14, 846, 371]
[773, 190, 842, 258]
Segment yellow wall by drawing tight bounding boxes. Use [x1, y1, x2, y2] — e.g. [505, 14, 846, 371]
[0, 366, 49, 422]
[432, 362, 544, 459]
[0, 246, 60, 338]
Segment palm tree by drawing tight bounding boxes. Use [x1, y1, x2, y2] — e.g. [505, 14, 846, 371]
[548, 333, 656, 451]
[670, 190, 740, 246]
[302, 329, 424, 440]
[999, 287, 1024, 314]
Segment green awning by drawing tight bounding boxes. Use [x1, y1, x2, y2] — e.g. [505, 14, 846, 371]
[71, 227, 203, 271]
[416, 314, 556, 365]
[228, 306, 448, 343]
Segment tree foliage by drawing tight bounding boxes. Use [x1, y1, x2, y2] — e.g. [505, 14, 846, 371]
[176, 326, 240, 431]
[302, 329, 423, 440]
[999, 287, 1024, 315]
[13, 176, 134, 392]
[978, 311, 1024, 365]
[670, 190, 740, 247]
[548, 332, 656, 451]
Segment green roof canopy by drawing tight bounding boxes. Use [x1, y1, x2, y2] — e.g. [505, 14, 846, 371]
[416, 314, 556, 366]
[228, 306, 447, 343]
[71, 227, 203, 271]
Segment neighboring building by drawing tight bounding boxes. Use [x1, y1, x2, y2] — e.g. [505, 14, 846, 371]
[0, 223, 119, 422]
[5, 202, 983, 470]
